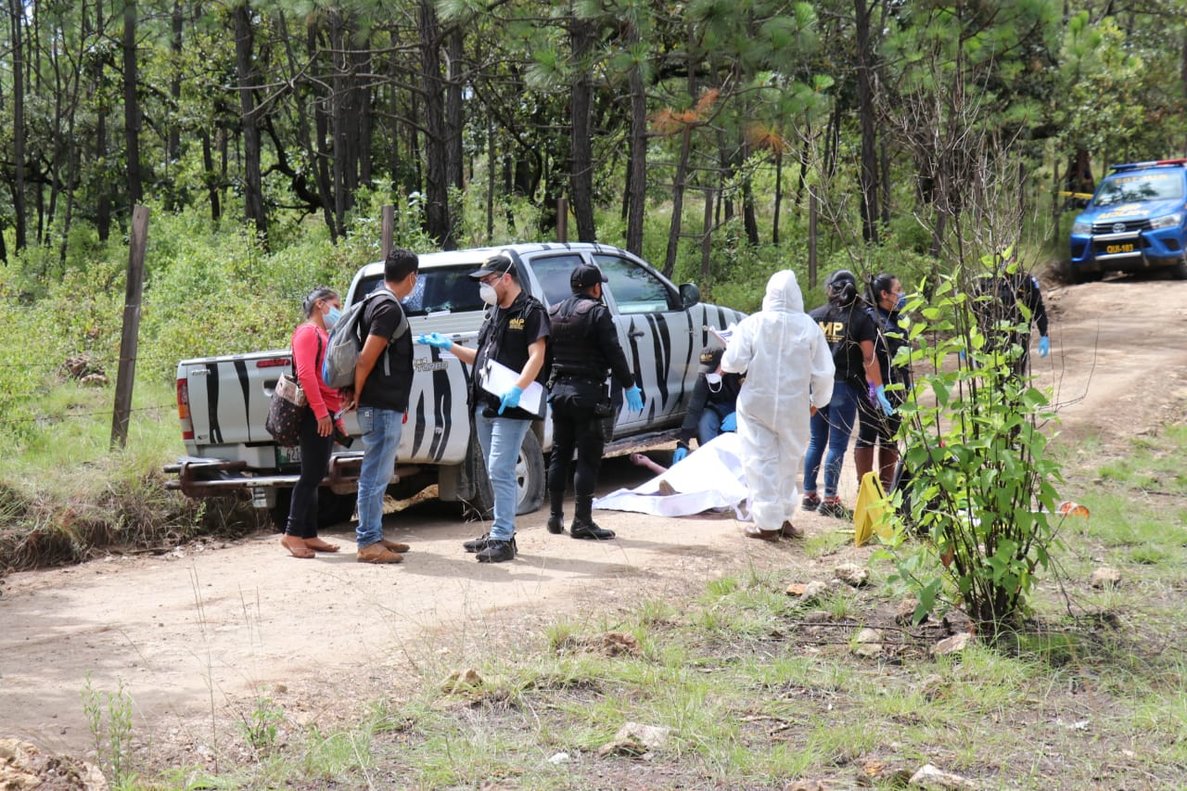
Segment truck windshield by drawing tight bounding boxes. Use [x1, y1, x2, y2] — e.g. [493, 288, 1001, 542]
[356, 265, 486, 316]
[1093, 172, 1184, 207]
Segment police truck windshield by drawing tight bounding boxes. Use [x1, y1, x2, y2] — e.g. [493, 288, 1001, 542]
[1093, 173, 1184, 208]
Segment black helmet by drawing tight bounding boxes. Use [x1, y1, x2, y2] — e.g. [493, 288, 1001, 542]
[825, 269, 858, 304]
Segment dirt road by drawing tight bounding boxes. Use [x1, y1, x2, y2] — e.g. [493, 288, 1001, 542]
[3, 274, 1186, 758]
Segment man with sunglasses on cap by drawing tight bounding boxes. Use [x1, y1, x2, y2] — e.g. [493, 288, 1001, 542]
[673, 347, 743, 464]
[417, 254, 550, 563]
[544, 262, 644, 540]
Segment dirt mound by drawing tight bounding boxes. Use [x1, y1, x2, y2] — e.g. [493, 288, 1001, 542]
[0, 738, 106, 790]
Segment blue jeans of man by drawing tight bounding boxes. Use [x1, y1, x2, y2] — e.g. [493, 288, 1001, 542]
[355, 406, 403, 548]
[802, 380, 860, 498]
[696, 408, 723, 447]
[474, 407, 532, 542]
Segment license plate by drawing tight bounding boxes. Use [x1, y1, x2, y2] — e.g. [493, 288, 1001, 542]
[277, 446, 302, 466]
[1105, 242, 1135, 254]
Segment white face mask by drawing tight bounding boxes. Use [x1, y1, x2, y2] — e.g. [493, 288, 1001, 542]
[479, 282, 498, 306]
[705, 372, 722, 392]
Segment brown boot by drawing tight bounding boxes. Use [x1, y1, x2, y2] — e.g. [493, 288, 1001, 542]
[381, 538, 411, 553]
[357, 543, 403, 564]
[743, 526, 781, 542]
[853, 446, 875, 483]
[780, 521, 804, 539]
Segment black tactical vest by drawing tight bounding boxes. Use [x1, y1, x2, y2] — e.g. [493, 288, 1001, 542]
[548, 295, 609, 381]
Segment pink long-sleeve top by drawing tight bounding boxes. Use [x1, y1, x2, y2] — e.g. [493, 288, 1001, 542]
[291, 322, 341, 421]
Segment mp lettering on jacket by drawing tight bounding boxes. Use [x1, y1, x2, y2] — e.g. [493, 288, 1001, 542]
[819, 321, 845, 342]
[508, 317, 525, 331]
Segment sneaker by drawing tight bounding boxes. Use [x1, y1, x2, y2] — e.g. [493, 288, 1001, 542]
[780, 521, 804, 539]
[381, 538, 411, 553]
[818, 499, 852, 520]
[801, 493, 821, 512]
[476, 539, 516, 563]
[464, 533, 517, 555]
[546, 515, 565, 535]
[357, 543, 403, 564]
[570, 518, 615, 541]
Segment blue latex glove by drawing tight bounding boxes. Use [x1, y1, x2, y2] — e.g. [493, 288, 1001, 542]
[416, 332, 453, 350]
[625, 385, 644, 412]
[875, 385, 894, 416]
[672, 444, 689, 464]
[1038, 335, 1050, 357]
[720, 412, 737, 432]
[498, 386, 522, 415]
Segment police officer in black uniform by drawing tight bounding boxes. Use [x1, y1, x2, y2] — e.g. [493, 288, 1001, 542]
[546, 263, 644, 540]
[974, 248, 1051, 377]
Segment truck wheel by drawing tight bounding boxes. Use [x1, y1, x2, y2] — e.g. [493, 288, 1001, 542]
[468, 429, 546, 518]
[317, 490, 357, 527]
[1171, 258, 1187, 280]
[269, 489, 292, 532]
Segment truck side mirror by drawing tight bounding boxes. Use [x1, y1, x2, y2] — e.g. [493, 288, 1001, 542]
[679, 283, 701, 309]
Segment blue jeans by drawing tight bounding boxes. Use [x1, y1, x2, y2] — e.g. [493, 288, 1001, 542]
[802, 381, 860, 498]
[355, 406, 403, 548]
[697, 408, 723, 447]
[474, 408, 532, 541]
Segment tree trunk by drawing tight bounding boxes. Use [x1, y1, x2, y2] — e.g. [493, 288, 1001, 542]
[740, 138, 759, 246]
[663, 126, 692, 278]
[418, 0, 453, 248]
[446, 26, 464, 193]
[329, 9, 349, 236]
[123, 0, 142, 205]
[625, 34, 647, 255]
[569, 16, 597, 242]
[9, 0, 27, 251]
[854, 0, 879, 244]
[773, 152, 783, 245]
[168, 0, 183, 174]
[201, 130, 221, 220]
[234, 2, 267, 239]
[307, 20, 337, 240]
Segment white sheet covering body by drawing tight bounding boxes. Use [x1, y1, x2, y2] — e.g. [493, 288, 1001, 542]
[720, 270, 835, 531]
[593, 432, 749, 517]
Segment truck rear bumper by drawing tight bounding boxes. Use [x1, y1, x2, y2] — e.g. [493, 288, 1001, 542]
[164, 454, 414, 498]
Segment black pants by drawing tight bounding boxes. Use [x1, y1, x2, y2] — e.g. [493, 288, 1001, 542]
[548, 402, 605, 503]
[286, 409, 334, 538]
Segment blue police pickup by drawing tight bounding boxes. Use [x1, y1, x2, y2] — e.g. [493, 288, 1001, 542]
[1068, 158, 1187, 283]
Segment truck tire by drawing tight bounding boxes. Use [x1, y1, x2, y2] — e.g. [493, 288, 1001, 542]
[467, 429, 546, 518]
[1171, 257, 1187, 280]
[269, 488, 357, 530]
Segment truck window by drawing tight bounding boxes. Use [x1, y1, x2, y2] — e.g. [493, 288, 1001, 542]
[530, 254, 588, 307]
[593, 254, 678, 314]
[356, 265, 486, 316]
[1094, 173, 1184, 207]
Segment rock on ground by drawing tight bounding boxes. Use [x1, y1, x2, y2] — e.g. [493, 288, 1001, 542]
[0, 738, 107, 791]
[1090, 567, 1122, 589]
[909, 763, 979, 789]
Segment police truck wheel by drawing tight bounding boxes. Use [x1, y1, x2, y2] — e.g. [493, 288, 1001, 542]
[468, 429, 546, 517]
[317, 490, 357, 527]
[514, 430, 546, 515]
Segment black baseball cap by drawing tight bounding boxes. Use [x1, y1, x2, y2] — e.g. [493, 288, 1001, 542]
[570, 262, 608, 290]
[468, 254, 514, 280]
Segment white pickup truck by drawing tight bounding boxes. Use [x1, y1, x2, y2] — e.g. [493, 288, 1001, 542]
[166, 242, 744, 526]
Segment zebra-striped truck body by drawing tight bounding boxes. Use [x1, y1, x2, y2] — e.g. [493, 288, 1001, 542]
[168, 243, 744, 523]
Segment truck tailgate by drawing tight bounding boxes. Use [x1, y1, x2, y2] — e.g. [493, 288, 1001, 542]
[181, 351, 290, 446]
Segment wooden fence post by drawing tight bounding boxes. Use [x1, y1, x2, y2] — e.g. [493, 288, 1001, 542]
[110, 205, 149, 450]
[381, 205, 394, 261]
[556, 197, 568, 243]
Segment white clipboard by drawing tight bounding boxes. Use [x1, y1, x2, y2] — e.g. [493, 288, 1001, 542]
[480, 359, 546, 418]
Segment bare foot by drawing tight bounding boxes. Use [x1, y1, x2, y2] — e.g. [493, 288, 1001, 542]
[280, 535, 315, 559]
[304, 538, 340, 553]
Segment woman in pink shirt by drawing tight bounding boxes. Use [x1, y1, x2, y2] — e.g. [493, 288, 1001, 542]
[281, 286, 346, 558]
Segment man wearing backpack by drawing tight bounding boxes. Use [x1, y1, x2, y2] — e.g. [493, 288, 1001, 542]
[417, 254, 551, 563]
[343, 248, 419, 564]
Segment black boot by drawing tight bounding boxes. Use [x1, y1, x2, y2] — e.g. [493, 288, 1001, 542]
[547, 490, 565, 534]
[570, 496, 615, 541]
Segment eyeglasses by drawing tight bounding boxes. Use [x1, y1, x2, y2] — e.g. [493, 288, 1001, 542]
[479, 273, 501, 285]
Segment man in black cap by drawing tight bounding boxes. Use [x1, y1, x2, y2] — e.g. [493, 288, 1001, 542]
[545, 262, 644, 540]
[673, 347, 743, 463]
[416, 254, 550, 562]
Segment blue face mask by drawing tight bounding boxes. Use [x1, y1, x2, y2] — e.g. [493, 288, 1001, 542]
[894, 294, 906, 311]
[324, 306, 342, 330]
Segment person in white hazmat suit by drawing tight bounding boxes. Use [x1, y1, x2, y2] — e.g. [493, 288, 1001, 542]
[721, 270, 835, 540]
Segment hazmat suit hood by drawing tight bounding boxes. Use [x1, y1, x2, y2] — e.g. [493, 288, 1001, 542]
[760, 269, 805, 314]
[720, 269, 834, 531]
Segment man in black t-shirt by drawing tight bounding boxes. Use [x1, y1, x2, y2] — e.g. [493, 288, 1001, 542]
[345, 248, 419, 564]
[801, 270, 890, 519]
[416, 254, 551, 563]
